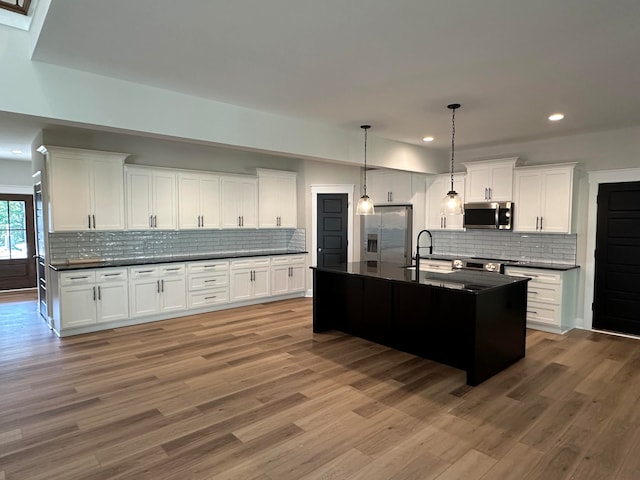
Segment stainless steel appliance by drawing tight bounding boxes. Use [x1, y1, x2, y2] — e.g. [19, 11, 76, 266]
[34, 178, 48, 321]
[361, 205, 413, 265]
[463, 201, 513, 230]
[452, 257, 506, 273]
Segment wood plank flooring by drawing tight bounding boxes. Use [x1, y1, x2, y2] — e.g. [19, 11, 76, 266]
[1, 297, 640, 479]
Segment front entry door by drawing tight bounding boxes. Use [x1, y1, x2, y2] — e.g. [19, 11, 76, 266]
[593, 181, 640, 334]
[317, 194, 348, 268]
[0, 194, 36, 290]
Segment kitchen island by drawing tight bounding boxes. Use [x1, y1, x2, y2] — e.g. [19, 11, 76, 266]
[311, 262, 529, 386]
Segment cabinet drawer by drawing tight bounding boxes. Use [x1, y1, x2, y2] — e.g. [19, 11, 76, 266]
[527, 301, 560, 326]
[159, 264, 185, 276]
[60, 271, 96, 286]
[188, 273, 229, 291]
[96, 268, 128, 283]
[129, 266, 159, 279]
[528, 281, 561, 304]
[506, 267, 561, 284]
[188, 287, 229, 308]
[230, 257, 270, 270]
[271, 255, 305, 266]
[187, 260, 229, 274]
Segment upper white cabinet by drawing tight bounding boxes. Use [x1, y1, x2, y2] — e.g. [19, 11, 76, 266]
[221, 176, 258, 228]
[257, 169, 297, 228]
[39, 146, 128, 232]
[463, 158, 519, 202]
[367, 170, 414, 204]
[178, 172, 221, 229]
[126, 166, 177, 230]
[425, 174, 466, 230]
[513, 163, 577, 234]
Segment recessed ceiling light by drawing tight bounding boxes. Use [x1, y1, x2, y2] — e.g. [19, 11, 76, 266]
[548, 113, 565, 122]
[422, 136, 434, 142]
[11, 149, 23, 154]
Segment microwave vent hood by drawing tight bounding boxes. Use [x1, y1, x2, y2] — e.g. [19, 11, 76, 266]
[463, 202, 513, 230]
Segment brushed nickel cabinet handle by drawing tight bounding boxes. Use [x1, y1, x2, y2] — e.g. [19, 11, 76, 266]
[204, 296, 217, 300]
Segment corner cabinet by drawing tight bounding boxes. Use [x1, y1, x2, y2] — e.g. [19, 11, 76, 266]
[425, 174, 465, 230]
[463, 157, 519, 202]
[367, 170, 414, 204]
[178, 172, 221, 229]
[220, 176, 258, 228]
[257, 169, 297, 228]
[513, 163, 577, 234]
[39, 146, 129, 232]
[126, 166, 177, 230]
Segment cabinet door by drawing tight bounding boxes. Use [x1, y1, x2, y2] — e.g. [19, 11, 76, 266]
[97, 282, 129, 322]
[489, 164, 514, 201]
[426, 176, 446, 230]
[230, 269, 252, 301]
[258, 174, 279, 228]
[289, 264, 306, 293]
[153, 171, 177, 229]
[91, 157, 125, 230]
[252, 267, 271, 298]
[61, 285, 97, 328]
[513, 170, 542, 232]
[221, 178, 241, 228]
[278, 175, 298, 227]
[126, 169, 154, 230]
[465, 166, 491, 202]
[388, 171, 413, 203]
[178, 174, 201, 229]
[199, 175, 221, 229]
[129, 279, 160, 317]
[238, 179, 258, 228]
[540, 169, 572, 233]
[160, 276, 186, 312]
[271, 265, 290, 295]
[365, 170, 388, 205]
[49, 154, 92, 231]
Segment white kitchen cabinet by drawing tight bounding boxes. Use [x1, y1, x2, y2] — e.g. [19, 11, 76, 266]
[504, 266, 578, 334]
[128, 264, 186, 318]
[230, 257, 270, 302]
[39, 146, 128, 232]
[187, 260, 229, 308]
[126, 166, 177, 230]
[513, 163, 576, 234]
[220, 176, 258, 228]
[178, 172, 221, 229]
[270, 255, 306, 295]
[257, 169, 297, 228]
[463, 158, 519, 202]
[367, 170, 414, 204]
[58, 268, 129, 329]
[425, 174, 465, 230]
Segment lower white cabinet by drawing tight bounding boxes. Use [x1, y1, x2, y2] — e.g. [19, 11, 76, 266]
[271, 255, 306, 295]
[129, 264, 186, 318]
[187, 260, 230, 308]
[230, 258, 271, 302]
[504, 266, 578, 334]
[59, 268, 129, 329]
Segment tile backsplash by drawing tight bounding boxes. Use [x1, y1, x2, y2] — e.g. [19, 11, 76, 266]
[49, 228, 306, 262]
[431, 230, 577, 264]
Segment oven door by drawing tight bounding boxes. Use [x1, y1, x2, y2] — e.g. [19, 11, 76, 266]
[464, 203, 499, 229]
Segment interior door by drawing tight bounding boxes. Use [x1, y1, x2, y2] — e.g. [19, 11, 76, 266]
[317, 194, 348, 268]
[593, 181, 640, 334]
[0, 194, 36, 290]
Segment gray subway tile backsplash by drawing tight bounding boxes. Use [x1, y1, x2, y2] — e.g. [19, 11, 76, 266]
[49, 228, 306, 262]
[431, 230, 577, 264]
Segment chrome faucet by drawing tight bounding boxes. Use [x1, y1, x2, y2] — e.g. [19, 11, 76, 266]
[415, 229, 433, 274]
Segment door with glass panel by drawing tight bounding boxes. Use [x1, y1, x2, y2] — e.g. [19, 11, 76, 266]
[0, 194, 36, 290]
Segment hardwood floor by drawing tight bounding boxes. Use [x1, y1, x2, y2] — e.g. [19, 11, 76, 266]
[1, 297, 640, 479]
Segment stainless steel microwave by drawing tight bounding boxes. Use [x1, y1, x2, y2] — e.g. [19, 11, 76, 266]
[463, 202, 513, 230]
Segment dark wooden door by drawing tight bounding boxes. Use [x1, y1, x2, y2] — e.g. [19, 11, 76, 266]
[317, 193, 348, 268]
[593, 181, 640, 334]
[0, 194, 36, 290]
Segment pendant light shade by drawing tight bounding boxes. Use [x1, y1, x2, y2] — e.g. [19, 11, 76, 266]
[441, 103, 464, 216]
[356, 125, 375, 215]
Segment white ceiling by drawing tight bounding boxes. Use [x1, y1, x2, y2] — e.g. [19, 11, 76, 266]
[6, 0, 640, 161]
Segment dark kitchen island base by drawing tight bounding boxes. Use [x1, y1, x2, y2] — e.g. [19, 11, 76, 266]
[312, 263, 528, 386]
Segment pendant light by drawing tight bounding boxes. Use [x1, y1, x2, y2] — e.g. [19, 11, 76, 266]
[441, 103, 464, 216]
[356, 124, 375, 215]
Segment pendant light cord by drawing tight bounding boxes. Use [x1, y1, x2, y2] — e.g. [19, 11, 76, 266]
[361, 125, 371, 196]
[450, 105, 456, 192]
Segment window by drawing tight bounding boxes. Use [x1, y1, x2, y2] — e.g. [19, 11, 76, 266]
[0, 0, 31, 15]
[0, 199, 28, 260]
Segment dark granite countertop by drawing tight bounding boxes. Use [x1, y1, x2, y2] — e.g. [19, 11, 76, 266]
[49, 250, 308, 271]
[414, 254, 579, 272]
[311, 261, 529, 293]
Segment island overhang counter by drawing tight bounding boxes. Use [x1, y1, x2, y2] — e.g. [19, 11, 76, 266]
[311, 261, 529, 386]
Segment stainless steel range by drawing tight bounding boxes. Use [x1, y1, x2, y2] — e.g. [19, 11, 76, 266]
[452, 257, 506, 274]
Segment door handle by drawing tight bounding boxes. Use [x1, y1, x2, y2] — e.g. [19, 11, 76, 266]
[241, 215, 244, 227]
[161, 279, 164, 292]
[98, 286, 101, 300]
[157, 280, 160, 293]
[93, 286, 96, 301]
[318, 247, 322, 252]
[88, 215, 92, 229]
[92, 214, 96, 229]
[488, 187, 492, 200]
[540, 217, 543, 230]
[150, 215, 153, 228]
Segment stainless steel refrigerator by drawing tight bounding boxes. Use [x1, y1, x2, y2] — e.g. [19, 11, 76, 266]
[361, 205, 413, 265]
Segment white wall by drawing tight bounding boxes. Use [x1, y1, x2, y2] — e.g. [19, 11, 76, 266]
[0, 159, 33, 190]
